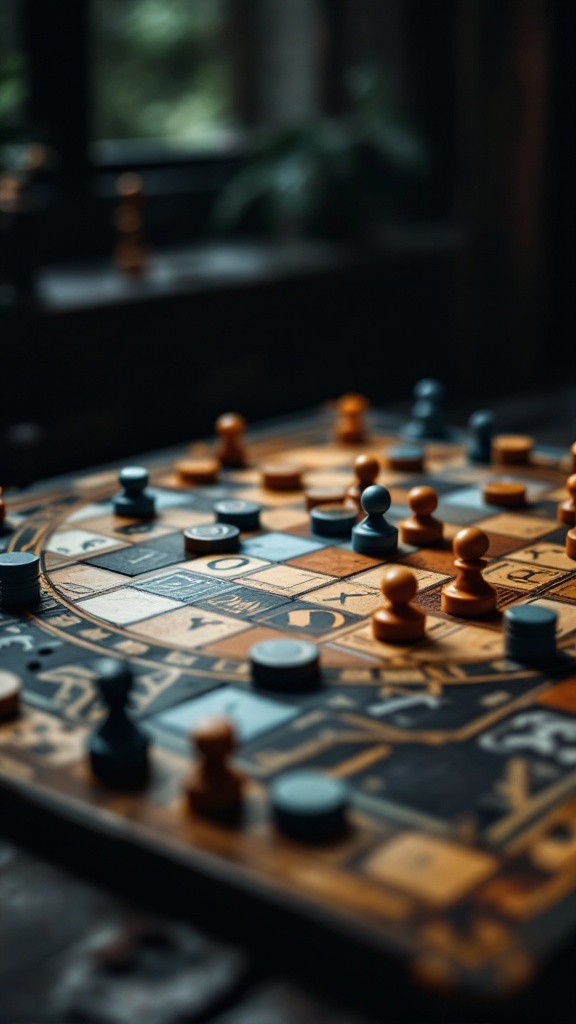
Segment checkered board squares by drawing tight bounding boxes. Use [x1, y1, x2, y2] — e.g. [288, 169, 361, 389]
[44, 530, 126, 559]
[49, 563, 128, 600]
[131, 606, 250, 649]
[87, 545, 183, 577]
[474, 513, 558, 540]
[176, 553, 271, 579]
[77, 587, 182, 626]
[194, 585, 289, 619]
[506, 543, 576, 572]
[132, 570, 234, 603]
[240, 564, 335, 598]
[148, 685, 297, 750]
[240, 531, 326, 561]
[483, 560, 567, 594]
[255, 600, 359, 638]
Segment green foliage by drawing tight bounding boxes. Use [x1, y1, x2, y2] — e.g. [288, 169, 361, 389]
[0, 54, 26, 169]
[93, 0, 234, 146]
[212, 67, 428, 239]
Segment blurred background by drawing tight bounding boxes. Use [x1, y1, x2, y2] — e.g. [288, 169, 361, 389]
[0, 0, 574, 481]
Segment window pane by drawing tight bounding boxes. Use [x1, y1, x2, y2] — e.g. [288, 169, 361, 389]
[92, 0, 238, 153]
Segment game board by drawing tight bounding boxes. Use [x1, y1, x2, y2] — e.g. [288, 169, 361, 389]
[1, 406, 575, 1001]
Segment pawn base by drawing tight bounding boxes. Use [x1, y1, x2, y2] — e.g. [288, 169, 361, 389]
[186, 767, 243, 816]
[441, 583, 497, 618]
[113, 493, 156, 519]
[372, 607, 426, 643]
[400, 517, 443, 547]
[352, 525, 398, 557]
[557, 501, 576, 525]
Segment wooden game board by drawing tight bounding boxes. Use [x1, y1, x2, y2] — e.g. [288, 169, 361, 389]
[1, 408, 575, 1000]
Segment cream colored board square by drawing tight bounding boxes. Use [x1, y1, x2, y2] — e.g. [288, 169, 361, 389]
[240, 564, 335, 598]
[68, 502, 114, 523]
[44, 530, 126, 558]
[483, 559, 565, 593]
[475, 514, 557, 540]
[260, 508, 310, 531]
[506, 543, 576, 572]
[304, 581, 381, 617]
[156, 508, 215, 529]
[365, 833, 495, 907]
[286, 446, 361, 468]
[304, 470, 350, 489]
[170, 554, 271, 579]
[412, 623, 505, 663]
[79, 514, 173, 543]
[351, 564, 449, 592]
[78, 587, 181, 625]
[131, 605, 249, 649]
[49, 563, 127, 600]
[234, 487, 307, 508]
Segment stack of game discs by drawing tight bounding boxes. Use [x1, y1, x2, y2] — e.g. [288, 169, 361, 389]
[504, 604, 558, 664]
[0, 552, 41, 607]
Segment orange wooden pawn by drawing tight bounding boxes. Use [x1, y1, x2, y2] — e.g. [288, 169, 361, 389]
[557, 474, 576, 525]
[441, 527, 497, 617]
[216, 412, 247, 468]
[567, 527, 576, 561]
[371, 566, 426, 643]
[345, 454, 379, 511]
[184, 716, 244, 816]
[400, 486, 443, 546]
[335, 394, 369, 444]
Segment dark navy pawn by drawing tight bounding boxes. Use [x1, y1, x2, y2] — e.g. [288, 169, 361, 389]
[89, 658, 149, 789]
[113, 466, 156, 518]
[352, 485, 398, 557]
[405, 379, 446, 440]
[468, 409, 495, 464]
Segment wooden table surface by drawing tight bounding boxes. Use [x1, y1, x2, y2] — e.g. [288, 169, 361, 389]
[2, 384, 575, 1024]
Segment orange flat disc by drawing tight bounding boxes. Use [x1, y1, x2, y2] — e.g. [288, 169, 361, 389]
[492, 434, 534, 465]
[175, 457, 220, 484]
[483, 481, 527, 507]
[261, 464, 304, 491]
[0, 670, 21, 721]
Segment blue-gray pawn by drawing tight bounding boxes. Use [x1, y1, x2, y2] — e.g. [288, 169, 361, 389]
[468, 409, 494, 464]
[113, 465, 156, 518]
[352, 485, 398, 557]
[89, 658, 149, 789]
[405, 378, 446, 440]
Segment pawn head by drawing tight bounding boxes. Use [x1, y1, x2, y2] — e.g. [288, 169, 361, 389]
[468, 409, 494, 432]
[338, 393, 368, 415]
[409, 485, 438, 516]
[94, 657, 132, 707]
[414, 378, 443, 401]
[380, 566, 418, 604]
[361, 484, 391, 515]
[119, 465, 148, 491]
[193, 715, 236, 758]
[566, 474, 576, 499]
[216, 412, 246, 437]
[453, 526, 489, 561]
[354, 453, 379, 484]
